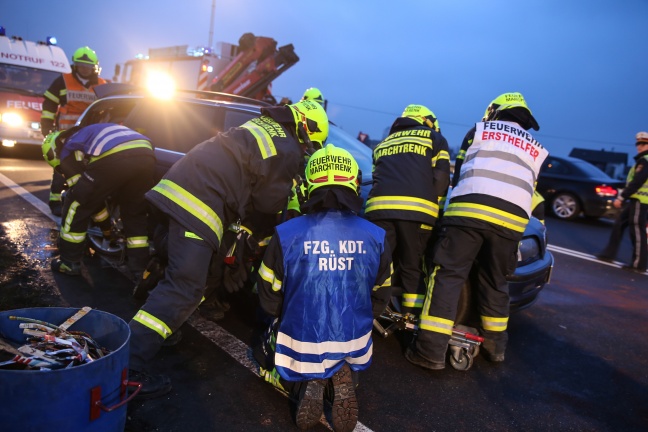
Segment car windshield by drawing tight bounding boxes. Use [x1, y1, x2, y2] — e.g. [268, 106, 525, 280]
[326, 124, 373, 184]
[0, 64, 59, 95]
[570, 158, 614, 179]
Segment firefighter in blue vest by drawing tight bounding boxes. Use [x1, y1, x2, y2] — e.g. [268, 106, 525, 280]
[254, 144, 393, 431]
[406, 93, 549, 369]
[128, 100, 329, 399]
[365, 104, 451, 318]
[597, 132, 648, 273]
[41, 124, 156, 276]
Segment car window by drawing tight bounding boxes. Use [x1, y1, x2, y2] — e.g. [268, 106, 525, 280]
[122, 100, 225, 153]
[224, 108, 258, 130]
[570, 158, 613, 179]
[542, 157, 571, 175]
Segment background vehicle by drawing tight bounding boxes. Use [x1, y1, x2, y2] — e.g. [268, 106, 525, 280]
[77, 84, 552, 312]
[0, 27, 70, 151]
[537, 155, 625, 221]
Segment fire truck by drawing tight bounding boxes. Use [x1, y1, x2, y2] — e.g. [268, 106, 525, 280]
[112, 33, 299, 103]
[0, 26, 71, 150]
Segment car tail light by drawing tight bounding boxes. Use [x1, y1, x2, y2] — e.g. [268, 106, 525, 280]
[595, 185, 618, 197]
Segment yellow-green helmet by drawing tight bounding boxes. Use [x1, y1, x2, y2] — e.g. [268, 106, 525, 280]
[289, 99, 329, 148]
[402, 104, 439, 132]
[72, 46, 99, 65]
[482, 92, 539, 130]
[42, 131, 62, 168]
[301, 87, 324, 105]
[306, 144, 359, 195]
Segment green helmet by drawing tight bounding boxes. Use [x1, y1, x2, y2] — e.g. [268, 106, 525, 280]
[289, 99, 329, 148]
[301, 87, 324, 105]
[42, 131, 62, 168]
[306, 144, 359, 195]
[72, 46, 99, 65]
[402, 104, 439, 132]
[482, 92, 539, 130]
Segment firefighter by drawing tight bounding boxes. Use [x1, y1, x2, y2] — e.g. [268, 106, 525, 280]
[40, 46, 107, 216]
[253, 144, 392, 431]
[405, 93, 549, 369]
[301, 87, 325, 106]
[128, 100, 329, 399]
[597, 132, 648, 273]
[365, 104, 451, 317]
[41, 123, 156, 276]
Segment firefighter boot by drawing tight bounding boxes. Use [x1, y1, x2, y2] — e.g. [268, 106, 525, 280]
[294, 379, 325, 430]
[128, 369, 172, 400]
[51, 258, 81, 276]
[328, 363, 358, 432]
[481, 330, 508, 363]
[404, 345, 446, 370]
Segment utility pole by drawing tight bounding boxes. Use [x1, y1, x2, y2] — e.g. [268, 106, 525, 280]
[208, 0, 216, 49]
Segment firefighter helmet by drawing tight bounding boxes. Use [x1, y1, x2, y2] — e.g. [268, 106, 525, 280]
[483, 92, 539, 131]
[72, 46, 100, 75]
[402, 104, 439, 132]
[289, 99, 329, 148]
[42, 131, 62, 168]
[301, 87, 324, 105]
[635, 131, 648, 144]
[306, 144, 359, 195]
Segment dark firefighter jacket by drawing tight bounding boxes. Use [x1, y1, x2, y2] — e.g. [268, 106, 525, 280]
[621, 149, 648, 204]
[145, 106, 305, 251]
[56, 123, 154, 186]
[365, 117, 451, 225]
[447, 122, 548, 241]
[40, 71, 106, 134]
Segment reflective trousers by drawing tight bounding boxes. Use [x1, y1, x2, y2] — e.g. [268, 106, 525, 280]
[415, 224, 518, 362]
[372, 219, 432, 314]
[129, 218, 215, 370]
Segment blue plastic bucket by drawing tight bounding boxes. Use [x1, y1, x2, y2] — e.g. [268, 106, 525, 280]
[0, 307, 133, 432]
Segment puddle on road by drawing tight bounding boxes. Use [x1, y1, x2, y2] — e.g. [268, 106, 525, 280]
[2, 218, 59, 270]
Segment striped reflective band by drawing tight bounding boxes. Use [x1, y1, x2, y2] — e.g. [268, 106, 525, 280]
[277, 329, 372, 356]
[184, 231, 203, 240]
[431, 150, 450, 167]
[133, 310, 172, 339]
[373, 262, 393, 291]
[402, 293, 424, 308]
[445, 202, 528, 232]
[49, 192, 62, 201]
[374, 135, 432, 150]
[92, 207, 109, 223]
[242, 122, 277, 159]
[89, 140, 153, 162]
[60, 201, 86, 243]
[481, 315, 508, 332]
[152, 179, 223, 242]
[259, 261, 282, 292]
[44, 90, 59, 104]
[126, 236, 149, 249]
[419, 315, 454, 335]
[365, 196, 439, 217]
[41, 110, 56, 120]
[275, 343, 372, 374]
[66, 174, 81, 187]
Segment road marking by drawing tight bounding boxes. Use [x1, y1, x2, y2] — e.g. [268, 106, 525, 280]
[0, 172, 60, 224]
[547, 244, 647, 275]
[0, 172, 374, 431]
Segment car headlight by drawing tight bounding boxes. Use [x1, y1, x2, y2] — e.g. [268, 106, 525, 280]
[517, 237, 540, 265]
[1, 112, 23, 127]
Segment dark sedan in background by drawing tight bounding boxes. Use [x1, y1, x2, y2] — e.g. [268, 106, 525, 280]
[537, 155, 625, 221]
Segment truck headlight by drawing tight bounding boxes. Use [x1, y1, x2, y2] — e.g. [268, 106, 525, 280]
[1, 112, 23, 127]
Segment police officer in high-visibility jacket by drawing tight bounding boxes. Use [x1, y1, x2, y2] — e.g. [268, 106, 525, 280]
[365, 105, 450, 317]
[41, 124, 156, 276]
[41, 47, 107, 216]
[598, 132, 648, 273]
[128, 100, 329, 399]
[254, 144, 392, 431]
[406, 93, 549, 369]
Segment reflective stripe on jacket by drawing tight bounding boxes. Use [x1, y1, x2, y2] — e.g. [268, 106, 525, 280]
[627, 154, 648, 204]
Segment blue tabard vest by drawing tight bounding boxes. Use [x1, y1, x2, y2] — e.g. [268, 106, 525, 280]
[61, 123, 152, 160]
[274, 209, 387, 381]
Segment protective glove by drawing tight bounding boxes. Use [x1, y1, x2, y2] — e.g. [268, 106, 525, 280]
[222, 230, 258, 293]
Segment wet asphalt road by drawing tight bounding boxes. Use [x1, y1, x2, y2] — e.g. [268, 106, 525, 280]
[1, 150, 647, 432]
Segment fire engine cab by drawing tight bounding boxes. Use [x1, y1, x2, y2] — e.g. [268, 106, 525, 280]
[0, 26, 70, 149]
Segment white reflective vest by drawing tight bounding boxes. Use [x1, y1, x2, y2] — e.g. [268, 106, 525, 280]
[451, 121, 549, 217]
